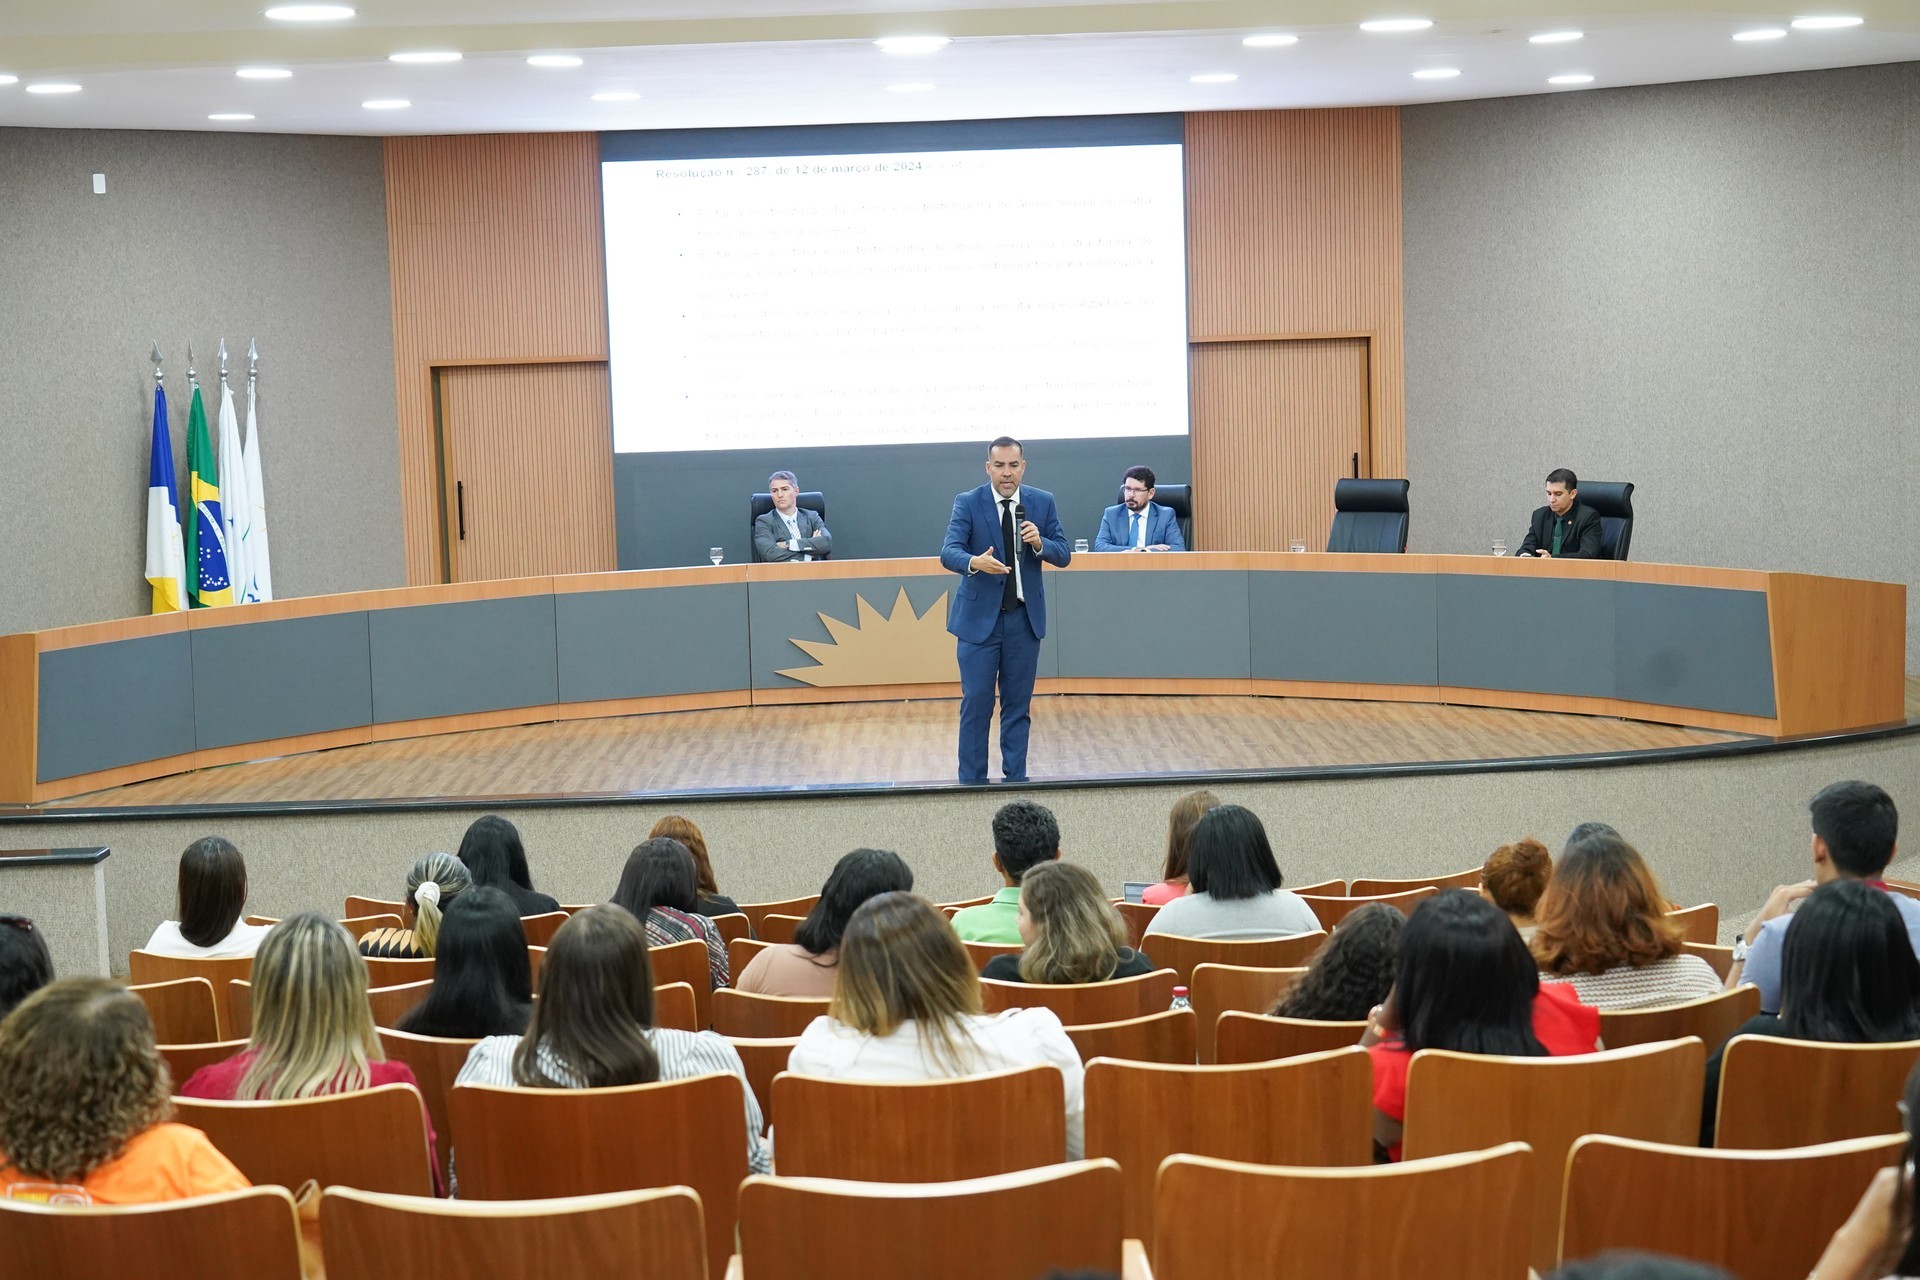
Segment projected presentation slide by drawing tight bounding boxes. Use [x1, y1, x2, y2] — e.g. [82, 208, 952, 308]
[602, 143, 1189, 454]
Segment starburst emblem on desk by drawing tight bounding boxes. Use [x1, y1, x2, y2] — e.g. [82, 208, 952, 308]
[777, 588, 960, 687]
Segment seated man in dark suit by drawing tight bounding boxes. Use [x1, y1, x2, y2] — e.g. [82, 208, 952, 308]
[753, 471, 832, 562]
[1517, 467, 1604, 559]
[1093, 465, 1186, 552]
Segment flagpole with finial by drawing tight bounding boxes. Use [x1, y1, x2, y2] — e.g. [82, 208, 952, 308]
[218, 338, 229, 388]
[186, 341, 197, 389]
[151, 342, 164, 389]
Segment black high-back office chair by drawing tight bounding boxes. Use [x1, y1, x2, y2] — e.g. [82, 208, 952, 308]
[1578, 481, 1635, 561]
[749, 491, 829, 561]
[1111, 482, 1195, 550]
[1326, 478, 1410, 553]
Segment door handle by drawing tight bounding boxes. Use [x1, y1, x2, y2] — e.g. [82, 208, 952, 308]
[456, 481, 466, 541]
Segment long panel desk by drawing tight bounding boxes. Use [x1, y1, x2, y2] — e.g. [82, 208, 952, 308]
[0, 554, 1904, 804]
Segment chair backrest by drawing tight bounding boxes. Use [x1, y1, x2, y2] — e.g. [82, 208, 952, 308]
[1086, 1048, 1374, 1246]
[1347, 868, 1482, 896]
[712, 989, 829, 1038]
[367, 978, 436, 1028]
[654, 981, 699, 1033]
[727, 936, 775, 977]
[519, 911, 568, 946]
[772, 1064, 1066, 1181]
[1599, 986, 1760, 1054]
[1579, 480, 1635, 560]
[338, 914, 405, 941]
[0, 1184, 304, 1280]
[1326, 478, 1410, 554]
[1298, 885, 1438, 931]
[1189, 964, 1308, 1063]
[129, 976, 220, 1045]
[1063, 1008, 1197, 1065]
[709, 912, 751, 944]
[1145, 931, 1327, 983]
[1402, 1037, 1706, 1273]
[736, 1159, 1124, 1280]
[345, 895, 407, 919]
[322, 1184, 707, 1280]
[1114, 481, 1195, 548]
[978, 968, 1176, 1023]
[1289, 878, 1347, 897]
[172, 1082, 435, 1196]
[748, 490, 827, 525]
[127, 951, 254, 1039]
[1213, 1011, 1368, 1064]
[1152, 1144, 1533, 1280]
[227, 978, 253, 1039]
[376, 1028, 480, 1189]
[1683, 940, 1734, 980]
[1715, 1035, 1920, 1149]
[1115, 900, 1159, 949]
[1559, 1132, 1904, 1280]
[740, 896, 820, 937]
[647, 938, 714, 1027]
[156, 1037, 250, 1085]
[363, 955, 436, 989]
[724, 1035, 799, 1133]
[758, 914, 804, 945]
[960, 939, 1022, 971]
[449, 1073, 748, 1280]
[937, 894, 995, 912]
[1665, 902, 1720, 944]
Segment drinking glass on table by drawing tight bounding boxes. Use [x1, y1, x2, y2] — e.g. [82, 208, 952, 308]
[1288, 538, 1307, 554]
[709, 547, 724, 566]
[1491, 539, 1508, 557]
[1073, 538, 1089, 555]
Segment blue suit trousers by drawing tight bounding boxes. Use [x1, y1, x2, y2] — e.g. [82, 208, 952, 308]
[956, 602, 1041, 783]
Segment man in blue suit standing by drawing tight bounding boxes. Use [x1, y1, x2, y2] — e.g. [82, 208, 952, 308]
[940, 436, 1071, 784]
[1094, 466, 1186, 552]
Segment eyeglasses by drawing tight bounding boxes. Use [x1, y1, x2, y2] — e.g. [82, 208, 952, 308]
[1122, 485, 1153, 495]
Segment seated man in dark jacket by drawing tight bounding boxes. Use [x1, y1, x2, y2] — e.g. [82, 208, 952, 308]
[1517, 467, 1605, 559]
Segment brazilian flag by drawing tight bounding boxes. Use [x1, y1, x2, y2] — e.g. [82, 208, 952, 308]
[184, 383, 233, 607]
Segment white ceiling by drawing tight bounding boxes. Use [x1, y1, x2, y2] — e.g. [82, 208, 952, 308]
[0, 0, 1916, 135]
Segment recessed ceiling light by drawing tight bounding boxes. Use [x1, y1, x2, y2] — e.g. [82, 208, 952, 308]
[209, 113, 256, 121]
[1791, 14, 1863, 27]
[0, 75, 19, 86]
[1529, 30, 1583, 43]
[1242, 33, 1299, 47]
[236, 67, 293, 79]
[362, 98, 410, 109]
[874, 36, 950, 54]
[25, 82, 82, 94]
[591, 91, 641, 102]
[528, 55, 583, 68]
[1412, 67, 1460, 79]
[1733, 27, 1789, 39]
[264, 4, 354, 20]
[389, 51, 461, 64]
[1191, 72, 1239, 84]
[1360, 18, 1433, 32]
[886, 82, 936, 92]
[1548, 73, 1595, 84]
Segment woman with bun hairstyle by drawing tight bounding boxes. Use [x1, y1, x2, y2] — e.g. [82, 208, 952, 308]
[360, 851, 473, 959]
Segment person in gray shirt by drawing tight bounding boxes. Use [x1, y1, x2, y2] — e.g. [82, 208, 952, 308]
[1144, 804, 1321, 940]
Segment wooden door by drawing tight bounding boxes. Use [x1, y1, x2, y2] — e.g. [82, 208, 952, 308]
[1189, 337, 1371, 552]
[438, 362, 616, 582]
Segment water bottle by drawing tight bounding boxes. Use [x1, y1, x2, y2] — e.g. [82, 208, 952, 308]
[1170, 985, 1191, 1011]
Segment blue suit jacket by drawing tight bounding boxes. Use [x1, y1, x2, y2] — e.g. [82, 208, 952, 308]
[940, 484, 1071, 643]
[1094, 502, 1186, 552]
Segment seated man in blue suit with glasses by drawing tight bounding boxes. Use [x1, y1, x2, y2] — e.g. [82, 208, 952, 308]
[939, 436, 1071, 784]
[1094, 466, 1186, 552]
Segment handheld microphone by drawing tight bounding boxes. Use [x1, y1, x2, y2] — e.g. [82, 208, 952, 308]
[1014, 504, 1027, 554]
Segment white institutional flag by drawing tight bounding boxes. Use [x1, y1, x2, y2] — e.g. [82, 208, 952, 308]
[216, 380, 252, 607]
[241, 380, 273, 602]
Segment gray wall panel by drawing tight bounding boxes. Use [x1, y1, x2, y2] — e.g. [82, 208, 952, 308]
[1438, 576, 1616, 698]
[1616, 584, 1776, 717]
[750, 576, 958, 688]
[556, 586, 751, 700]
[191, 613, 374, 750]
[38, 634, 197, 781]
[1053, 570, 1250, 678]
[369, 597, 559, 723]
[1250, 572, 1439, 685]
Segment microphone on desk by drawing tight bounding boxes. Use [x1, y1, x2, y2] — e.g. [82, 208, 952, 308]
[1014, 503, 1026, 554]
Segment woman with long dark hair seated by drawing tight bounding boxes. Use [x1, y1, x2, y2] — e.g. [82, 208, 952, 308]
[454, 905, 768, 1173]
[1141, 804, 1321, 941]
[142, 836, 271, 960]
[395, 887, 534, 1040]
[1363, 890, 1601, 1160]
[610, 838, 730, 991]
[457, 815, 560, 918]
[736, 848, 913, 999]
[0, 914, 55, 1020]
[1270, 901, 1402, 1022]
[1701, 879, 1920, 1145]
[981, 861, 1156, 985]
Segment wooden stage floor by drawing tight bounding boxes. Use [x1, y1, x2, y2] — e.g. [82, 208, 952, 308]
[36, 693, 1768, 810]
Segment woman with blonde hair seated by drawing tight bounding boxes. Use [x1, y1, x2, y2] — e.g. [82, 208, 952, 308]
[788, 891, 1085, 1157]
[0, 978, 249, 1203]
[1530, 830, 1720, 1010]
[360, 850, 472, 959]
[981, 861, 1156, 984]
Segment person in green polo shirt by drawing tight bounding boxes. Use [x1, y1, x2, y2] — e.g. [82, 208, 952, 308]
[951, 800, 1061, 944]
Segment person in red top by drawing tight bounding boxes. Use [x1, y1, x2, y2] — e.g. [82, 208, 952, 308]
[1361, 889, 1601, 1161]
[0, 978, 249, 1204]
[179, 913, 439, 1186]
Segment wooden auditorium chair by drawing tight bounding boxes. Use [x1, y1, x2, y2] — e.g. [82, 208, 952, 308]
[708, 912, 752, 945]
[126, 951, 252, 1039]
[1188, 963, 1307, 1062]
[1288, 878, 1347, 897]
[654, 982, 700, 1033]
[960, 939, 1022, 970]
[1347, 868, 1482, 895]
[724, 1035, 801, 1133]
[739, 895, 819, 938]
[518, 910, 569, 946]
[647, 938, 716, 1026]
[335, 914, 405, 941]
[172, 1082, 435, 1196]
[1063, 1008, 1197, 1065]
[226, 978, 253, 1039]
[1297, 885, 1439, 932]
[156, 1037, 249, 1085]
[1598, 986, 1760, 1054]
[127, 976, 219, 1045]
[1665, 902, 1721, 944]
[977, 967, 1176, 1022]
[1143, 931, 1326, 983]
[728, 936, 774, 977]
[711, 989, 828, 1038]
[1714, 1035, 1920, 1148]
[367, 977, 435, 1028]
[757, 914, 805, 945]
[362, 955, 435, 989]
[0, 1185, 304, 1280]
[1213, 1011, 1368, 1064]
[1683, 940, 1735, 980]
[1115, 900, 1159, 949]
[376, 1027, 480, 1187]
[344, 895, 407, 920]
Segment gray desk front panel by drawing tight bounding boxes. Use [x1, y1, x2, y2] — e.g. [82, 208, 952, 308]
[1615, 583, 1776, 717]
[1053, 570, 1251, 679]
[556, 585, 751, 701]
[369, 596, 560, 723]
[191, 613, 375, 750]
[1437, 575, 1617, 699]
[1249, 572, 1439, 685]
[750, 576, 963, 689]
[38, 633, 197, 781]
